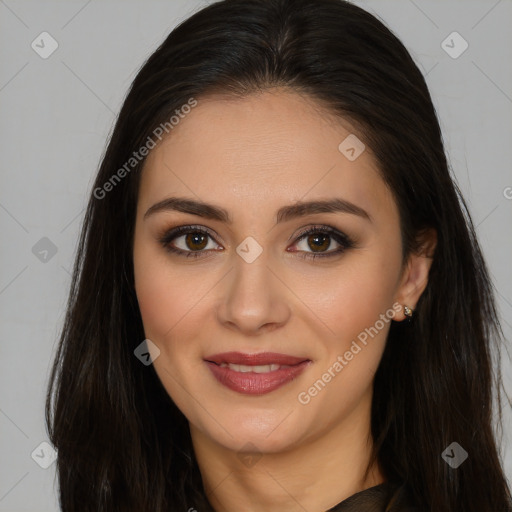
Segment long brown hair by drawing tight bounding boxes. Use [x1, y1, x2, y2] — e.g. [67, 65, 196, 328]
[45, 0, 512, 510]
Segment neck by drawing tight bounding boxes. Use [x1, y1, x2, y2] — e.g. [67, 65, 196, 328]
[190, 391, 384, 512]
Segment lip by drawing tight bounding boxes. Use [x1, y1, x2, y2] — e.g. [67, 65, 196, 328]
[204, 352, 311, 395]
[205, 351, 308, 366]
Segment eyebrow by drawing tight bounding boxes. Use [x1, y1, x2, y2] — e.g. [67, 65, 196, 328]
[143, 196, 372, 224]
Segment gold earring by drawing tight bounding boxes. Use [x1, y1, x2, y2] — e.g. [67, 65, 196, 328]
[404, 305, 413, 318]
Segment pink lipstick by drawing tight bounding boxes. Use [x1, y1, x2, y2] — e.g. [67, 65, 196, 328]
[204, 351, 311, 395]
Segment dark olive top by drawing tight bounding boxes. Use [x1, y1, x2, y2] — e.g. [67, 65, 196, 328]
[326, 482, 418, 512]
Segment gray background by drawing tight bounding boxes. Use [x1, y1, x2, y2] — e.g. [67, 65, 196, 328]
[1, 0, 511, 510]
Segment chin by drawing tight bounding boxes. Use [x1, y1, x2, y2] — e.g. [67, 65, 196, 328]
[205, 411, 309, 455]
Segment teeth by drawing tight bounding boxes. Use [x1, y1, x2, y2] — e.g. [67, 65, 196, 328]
[219, 363, 287, 373]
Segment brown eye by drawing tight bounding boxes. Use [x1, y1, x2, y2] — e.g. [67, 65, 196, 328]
[158, 225, 221, 258]
[305, 233, 331, 252]
[289, 226, 355, 260]
[184, 232, 209, 251]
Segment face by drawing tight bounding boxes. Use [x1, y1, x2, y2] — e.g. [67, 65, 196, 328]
[133, 89, 413, 455]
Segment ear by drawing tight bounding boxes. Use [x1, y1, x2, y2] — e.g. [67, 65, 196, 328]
[394, 228, 437, 321]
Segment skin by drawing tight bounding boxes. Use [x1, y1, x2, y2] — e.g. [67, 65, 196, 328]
[133, 88, 436, 512]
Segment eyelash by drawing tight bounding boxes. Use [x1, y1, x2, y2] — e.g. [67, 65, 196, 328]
[157, 224, 355, 260]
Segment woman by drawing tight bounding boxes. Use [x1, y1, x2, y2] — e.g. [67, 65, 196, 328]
[45, 0, 512, 510]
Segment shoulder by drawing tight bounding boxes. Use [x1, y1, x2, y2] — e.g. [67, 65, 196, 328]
[386, 483, 422, 512]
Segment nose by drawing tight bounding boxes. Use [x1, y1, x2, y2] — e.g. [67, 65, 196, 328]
[216, 248, 291, 336]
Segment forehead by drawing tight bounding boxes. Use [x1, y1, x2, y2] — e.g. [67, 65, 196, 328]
[138, 89, 396, 223]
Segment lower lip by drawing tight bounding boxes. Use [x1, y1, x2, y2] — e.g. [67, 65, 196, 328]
[205, 361, 311, 395]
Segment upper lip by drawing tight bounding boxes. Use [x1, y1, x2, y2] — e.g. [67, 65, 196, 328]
[205, 351, 309, 366]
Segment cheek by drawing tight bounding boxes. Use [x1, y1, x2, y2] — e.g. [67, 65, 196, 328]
[305, 256, 399, 341]
[134, 255, 173, 339]
[295, 263, 397, 418]
[133, 241, 214, 427]
[298, 239, 402, 397]
[133, 237, 188, 343]
[133, 239, 217, 361]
